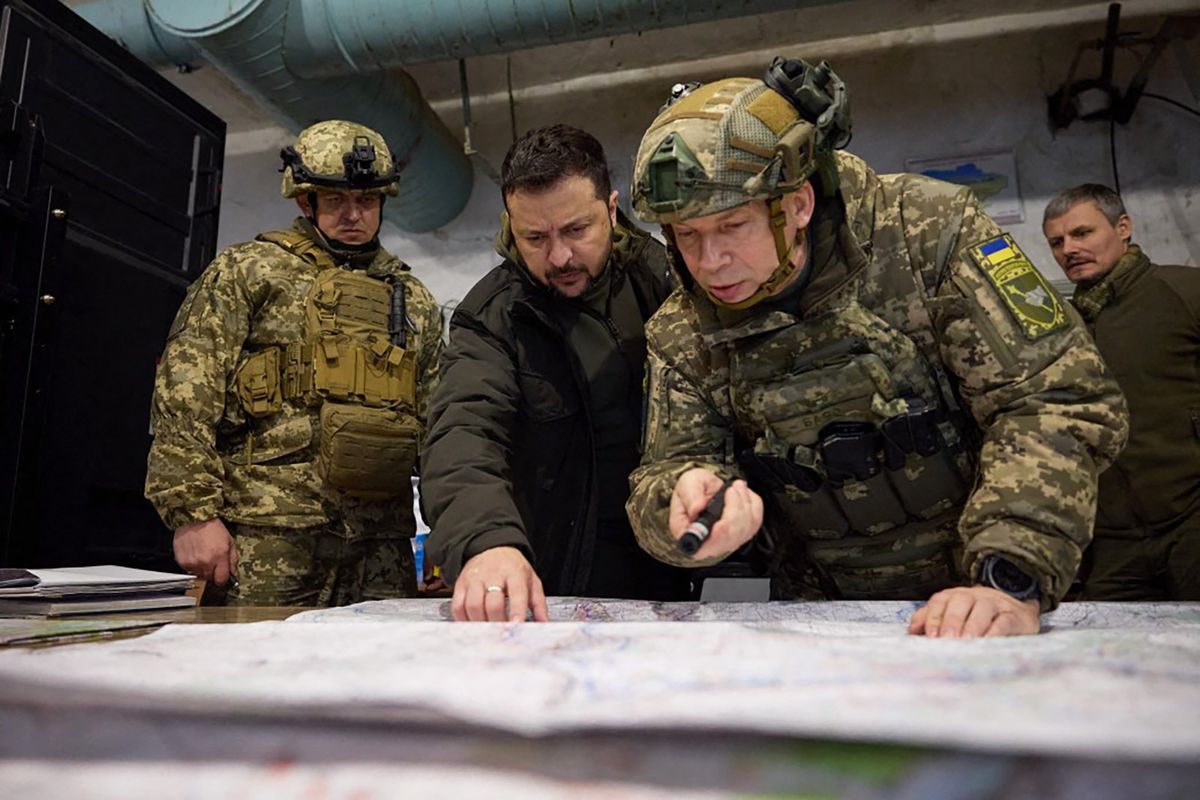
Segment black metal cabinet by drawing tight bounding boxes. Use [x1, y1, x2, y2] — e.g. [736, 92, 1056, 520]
[0, 0, 224, 568]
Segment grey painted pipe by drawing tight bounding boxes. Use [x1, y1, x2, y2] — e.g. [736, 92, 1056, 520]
[287, 0, 829, 77]
[71, 0, 838, 229]
[74, 0, 200, 69]
[137, 0, 473, 232]
[75, 0, 838, 73]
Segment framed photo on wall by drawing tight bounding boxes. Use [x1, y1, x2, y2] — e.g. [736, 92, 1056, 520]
[905, 149, 1024, 224]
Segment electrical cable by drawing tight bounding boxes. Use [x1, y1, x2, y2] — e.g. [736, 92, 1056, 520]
[1109, 114, 1120, 195]
[1142, 92, 1200, 120]
[1109, 92, 1200, 194]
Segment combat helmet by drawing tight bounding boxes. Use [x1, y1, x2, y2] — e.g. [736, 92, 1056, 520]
[280, 120, 400, 198]
[632, 58, 851, 309]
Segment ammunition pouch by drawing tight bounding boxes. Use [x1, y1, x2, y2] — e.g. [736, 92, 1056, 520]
[237, 324, 416, 416]
[286, 333, 416, 409]
[717, 296, 978, 598]
[234, 256, 421, 498]
[878, 398, 968, 521]
[302, 268, 416, 409]
[739, 396, 969, 597]
[317, 402, 420, 499]
[236, 348, 284, 418]
[741, 397, 967, 534]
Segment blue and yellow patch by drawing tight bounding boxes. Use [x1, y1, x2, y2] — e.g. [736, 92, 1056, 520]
[966, 234, 1067, 340]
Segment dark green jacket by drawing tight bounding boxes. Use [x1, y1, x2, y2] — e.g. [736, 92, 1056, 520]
[1074, 245, 1200, 537]
[422, 210, 672, 593]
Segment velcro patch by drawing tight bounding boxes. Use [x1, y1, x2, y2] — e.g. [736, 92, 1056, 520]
[745, 90, 798, 135]
[966, 234, 1068, 340]
[166, 279, 204, 341]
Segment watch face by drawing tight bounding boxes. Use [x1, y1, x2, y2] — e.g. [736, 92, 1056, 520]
[989, 557, 1038, 598]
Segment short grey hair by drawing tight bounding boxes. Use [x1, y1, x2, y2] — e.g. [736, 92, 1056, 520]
[1043, 183, 1127, 226]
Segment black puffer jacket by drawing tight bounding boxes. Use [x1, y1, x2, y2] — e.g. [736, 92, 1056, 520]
[422, 210, 672, 594]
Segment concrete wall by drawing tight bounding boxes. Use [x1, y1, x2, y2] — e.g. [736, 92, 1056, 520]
[213, 7, 1200, 309]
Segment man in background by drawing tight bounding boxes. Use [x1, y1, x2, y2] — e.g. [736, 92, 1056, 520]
[1044, 183, 1199, 600]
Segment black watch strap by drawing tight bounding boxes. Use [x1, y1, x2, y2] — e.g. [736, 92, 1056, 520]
[979, 556, 1040, 600]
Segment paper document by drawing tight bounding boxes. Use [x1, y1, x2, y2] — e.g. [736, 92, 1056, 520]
[0, 594, 196, 618]
[0, 566, 194, 599]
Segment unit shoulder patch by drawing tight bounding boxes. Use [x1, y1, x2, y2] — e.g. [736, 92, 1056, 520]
[166, 277, 206, 341]
[965, 234, 1068, 340]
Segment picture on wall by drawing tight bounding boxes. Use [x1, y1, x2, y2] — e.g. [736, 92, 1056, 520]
[905, 150, 1024, 224]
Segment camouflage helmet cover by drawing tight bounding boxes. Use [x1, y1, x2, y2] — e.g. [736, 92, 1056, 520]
[280, 120, 400, 198]
[632, 60, 849, 225]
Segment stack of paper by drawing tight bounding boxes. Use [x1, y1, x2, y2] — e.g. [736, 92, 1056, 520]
[0, 566, 197, 617]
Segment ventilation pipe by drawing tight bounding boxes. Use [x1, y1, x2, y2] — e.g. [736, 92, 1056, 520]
[74, 0, 846, 229]
[284, 0, 830, 77]
[78, 0, 474, 233]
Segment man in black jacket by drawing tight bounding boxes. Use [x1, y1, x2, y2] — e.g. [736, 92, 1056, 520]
[422, 125, 688, 621]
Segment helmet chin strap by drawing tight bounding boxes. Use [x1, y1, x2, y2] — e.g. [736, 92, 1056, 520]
[706, 196, 807, 310]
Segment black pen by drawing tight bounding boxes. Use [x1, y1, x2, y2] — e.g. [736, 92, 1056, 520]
[677, 480, 732, 556]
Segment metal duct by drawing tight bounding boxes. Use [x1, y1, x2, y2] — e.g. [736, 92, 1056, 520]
[74, 0, 198, 68]
[73, 0, 845, 229]
[78, 0, 473, 232]
[77, 0, 845, 74]
[287, 0, 829, 78]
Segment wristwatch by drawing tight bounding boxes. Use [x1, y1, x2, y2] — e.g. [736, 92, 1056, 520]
[979, 555, 1041, 601]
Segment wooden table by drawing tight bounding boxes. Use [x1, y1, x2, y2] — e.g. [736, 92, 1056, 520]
[125, 605, 313, 624]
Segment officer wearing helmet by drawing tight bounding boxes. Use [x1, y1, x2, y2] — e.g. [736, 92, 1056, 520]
[146, 120, 444, 606]
[626, 60, 1129, 636]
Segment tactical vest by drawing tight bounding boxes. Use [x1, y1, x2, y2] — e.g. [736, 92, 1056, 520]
[234, 229, 420, 499]
[704, 288, 975, 599]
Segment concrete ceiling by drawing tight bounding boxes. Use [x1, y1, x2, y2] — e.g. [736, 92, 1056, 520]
[60, 0, 1200, 148]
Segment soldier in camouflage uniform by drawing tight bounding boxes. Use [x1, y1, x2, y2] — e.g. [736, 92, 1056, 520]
[146, 120, 444, 606]
[626, 60, 1128, 636]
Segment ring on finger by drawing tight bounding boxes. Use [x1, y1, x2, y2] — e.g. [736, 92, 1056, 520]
[485, 585, 505, 593]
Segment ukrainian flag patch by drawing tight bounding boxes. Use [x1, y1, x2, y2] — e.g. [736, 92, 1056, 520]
[966, 234, 1067, 340]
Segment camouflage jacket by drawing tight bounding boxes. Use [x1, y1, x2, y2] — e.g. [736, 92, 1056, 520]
[627, 152, 1128, 608]
[146, 218, 443, 537]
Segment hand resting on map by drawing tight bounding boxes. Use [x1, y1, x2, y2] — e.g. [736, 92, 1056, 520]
[908, 585, 1040, 638]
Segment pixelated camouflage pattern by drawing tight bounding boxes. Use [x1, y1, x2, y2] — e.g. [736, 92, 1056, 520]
[628, 151, 1128, 609]
[632, 77, 815, 224]
[225, 522, 417, 606]
[146, 218, 443, 547]
[281, 120, 399, 198]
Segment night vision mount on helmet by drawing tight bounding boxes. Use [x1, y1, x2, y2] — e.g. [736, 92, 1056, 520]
[279, 120, 401, 199]
[762, 57, 851, 155]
